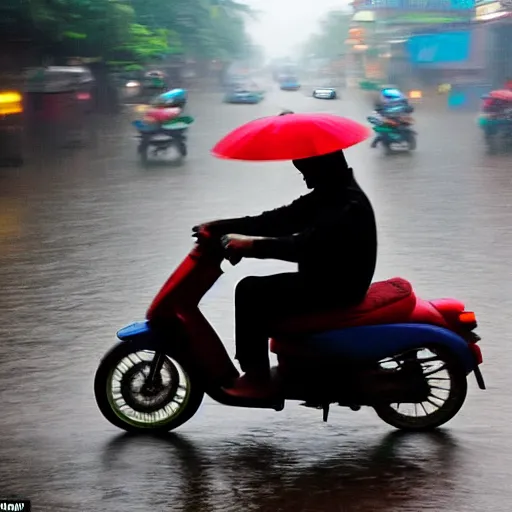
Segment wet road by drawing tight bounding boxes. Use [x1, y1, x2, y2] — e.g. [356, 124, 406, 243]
[0, 85, 511, 511]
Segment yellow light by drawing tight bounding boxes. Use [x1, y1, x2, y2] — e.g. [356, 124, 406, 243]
[0, 105, 23, 115]
[0, 91, 22, 104]
[409, 90, 422, 99]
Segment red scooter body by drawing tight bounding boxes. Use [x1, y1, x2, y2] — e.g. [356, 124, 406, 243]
[95, 235, 484, 433]
[147, 236, 483, 396]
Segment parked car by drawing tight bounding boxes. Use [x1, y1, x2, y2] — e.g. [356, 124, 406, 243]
[279, 75, 301, 91]
[224, 81, 264, 104]
[313, 87, 337, 100]
[0, 89, 24, 166]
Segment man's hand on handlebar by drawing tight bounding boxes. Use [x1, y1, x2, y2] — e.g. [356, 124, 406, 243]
[192, 227, 263, 265]
[192, 223, 211, 240]
[221, 234, 257, 265]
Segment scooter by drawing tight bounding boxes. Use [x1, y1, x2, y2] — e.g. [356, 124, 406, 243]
[132, 116, 194, 166]
[94, 232, 485, 434]
[368, 114, 417, 155]
[479, 91, 512, 154]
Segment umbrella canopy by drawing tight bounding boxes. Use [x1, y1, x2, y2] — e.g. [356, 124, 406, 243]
[489, 89, 512, 102]
[211, 112, 371, 161]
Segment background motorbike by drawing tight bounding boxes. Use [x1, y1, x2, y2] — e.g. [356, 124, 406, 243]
[94, 231, 484, 435]
[368, 114, 417, 155]
[133, 116, 194, 166]
[478, 97, 512, 154]
[482, 117, 512, 154]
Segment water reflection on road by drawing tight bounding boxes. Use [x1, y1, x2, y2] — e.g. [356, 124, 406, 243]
[102, 431, 459, 512]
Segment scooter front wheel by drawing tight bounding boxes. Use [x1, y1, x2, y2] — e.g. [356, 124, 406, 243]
[94, 340, 204, 433]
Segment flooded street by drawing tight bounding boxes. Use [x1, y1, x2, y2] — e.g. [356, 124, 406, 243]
[0, 87, 511, 511]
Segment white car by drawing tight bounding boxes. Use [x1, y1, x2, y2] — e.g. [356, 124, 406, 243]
[313, 87, 337, 100]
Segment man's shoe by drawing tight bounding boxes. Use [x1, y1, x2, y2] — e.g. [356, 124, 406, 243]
[223, 372, 277, 400]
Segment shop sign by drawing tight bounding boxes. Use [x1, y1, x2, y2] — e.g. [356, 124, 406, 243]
[355, 0, 474, 10]
[351, 10, 377, 21]
[474, 1, 507, 19]
[476, 0, 510, 5]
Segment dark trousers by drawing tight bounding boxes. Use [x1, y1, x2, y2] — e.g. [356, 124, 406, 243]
[234, 272, 361, 373]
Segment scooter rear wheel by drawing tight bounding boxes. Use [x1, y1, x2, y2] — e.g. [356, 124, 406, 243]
[138, 143, 150, 167]
[373, 345, 468, 431]
[407, 133, 417, 151]
[94, 340, 204, 433]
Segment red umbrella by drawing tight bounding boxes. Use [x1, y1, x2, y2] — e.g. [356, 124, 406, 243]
[490, 89, 512, 101]
[211, 112, 371, 161]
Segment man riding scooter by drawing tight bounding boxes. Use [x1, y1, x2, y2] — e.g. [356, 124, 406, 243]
[370, 87, 414, 149]
[141, 88, 190, 156]
[144, 88, 188, 122]
[193, 145, 378, 399]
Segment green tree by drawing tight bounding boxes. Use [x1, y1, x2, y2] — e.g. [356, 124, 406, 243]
[0, 0, 137, 59]
[302, 10, 352, 60]
[0, 0, 255, 65]
[128, 0, 255, 60]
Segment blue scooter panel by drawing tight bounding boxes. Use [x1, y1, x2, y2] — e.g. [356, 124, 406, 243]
[117, 320, 152, 340]
[300, 324, 475, 372]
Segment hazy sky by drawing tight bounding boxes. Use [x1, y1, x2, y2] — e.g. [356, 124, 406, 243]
[244, 0, 351, 58]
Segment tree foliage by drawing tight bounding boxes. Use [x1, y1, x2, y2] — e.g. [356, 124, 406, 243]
[301, 10, 352, 60]
[0, 0, 255, 65]
[129, 0, 255, 60]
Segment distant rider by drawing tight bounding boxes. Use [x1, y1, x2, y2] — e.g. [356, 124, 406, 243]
[371, 88, 414, 148]
[144, 88, 189, 155]
[143, 70, 168, 93]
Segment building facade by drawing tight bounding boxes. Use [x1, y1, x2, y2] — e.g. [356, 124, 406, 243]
[347, 0, 478, 91]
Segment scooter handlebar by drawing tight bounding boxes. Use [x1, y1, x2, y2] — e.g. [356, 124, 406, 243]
[192, 230, 241, 265]
[223, 250, 242, 266]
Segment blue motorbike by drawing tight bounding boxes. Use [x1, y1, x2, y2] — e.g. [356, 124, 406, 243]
[280, 76, 301, 91]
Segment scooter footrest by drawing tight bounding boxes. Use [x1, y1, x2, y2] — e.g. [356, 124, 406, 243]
[300, 401, 323, 409]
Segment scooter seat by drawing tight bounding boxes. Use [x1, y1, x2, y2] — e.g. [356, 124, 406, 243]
[274, 277, 416, 334]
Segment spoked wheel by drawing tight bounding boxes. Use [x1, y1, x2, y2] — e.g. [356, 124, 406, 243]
[383, 141, 394, 156]
[94, 342, 204, 433]
[485, 133, 499, 154]
[138, 143, 150, 166]
[407, 133, 417, 151]
[162, 141, 186, 164]
[139, 142, 184, 166]
[373, 346, 467, 431]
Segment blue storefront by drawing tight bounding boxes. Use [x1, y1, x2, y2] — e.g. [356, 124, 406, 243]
[404, 7, 512, 109]
[407, 31, 472, 63]
[353, 0, 478, 99]
[356, 0, 474, 11]
[405, 26, 492, 108]
[474, 0, 512, 89]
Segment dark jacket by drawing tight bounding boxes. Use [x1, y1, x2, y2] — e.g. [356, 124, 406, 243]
[206, 167, 377, 300]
